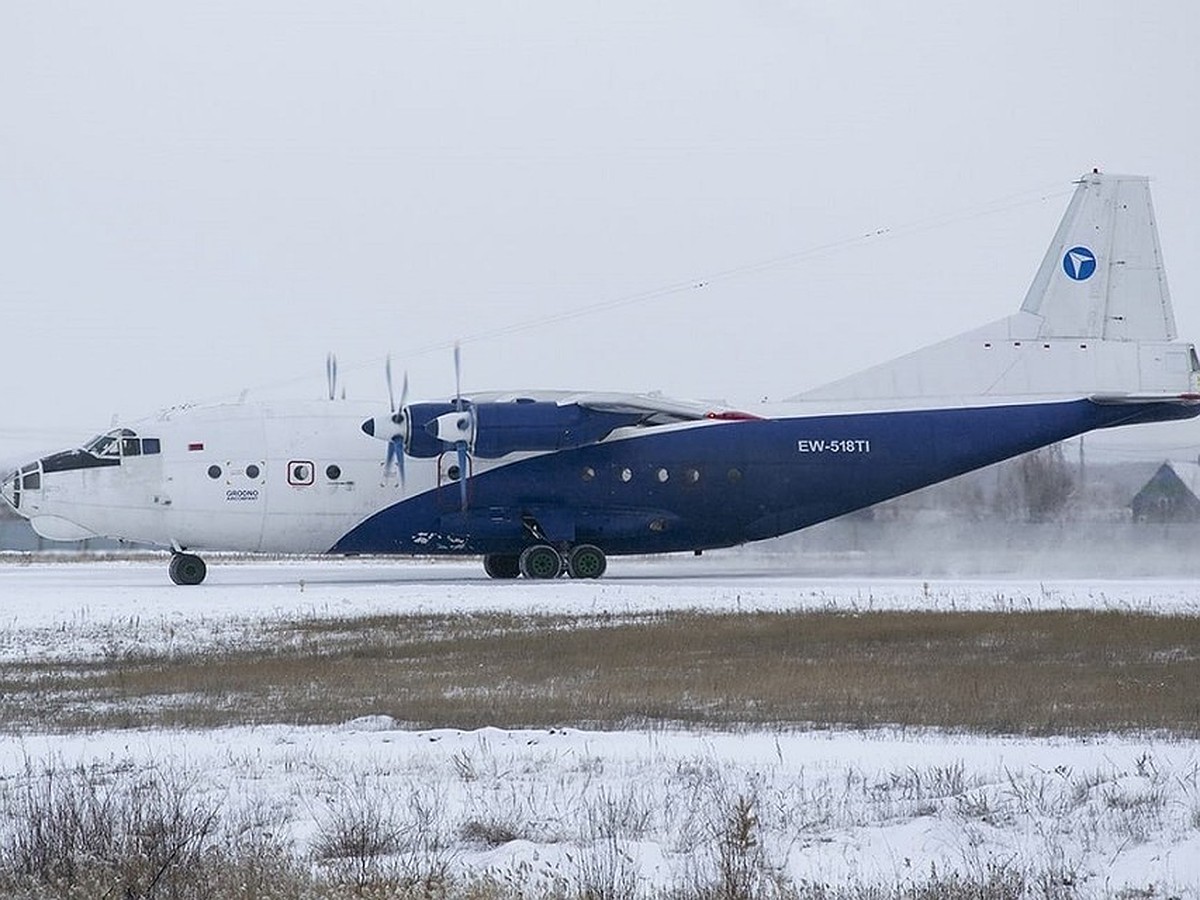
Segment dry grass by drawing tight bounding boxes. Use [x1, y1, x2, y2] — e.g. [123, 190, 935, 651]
[7, 609, 1200, 735]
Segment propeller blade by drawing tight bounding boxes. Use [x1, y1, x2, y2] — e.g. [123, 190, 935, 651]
[386, 355, 396, 414]
[385, 435, 398, 472]
[453, 342, 462, 411]
[386, 435, 405, 486]
[456, 441, 468, 511]
[399, 370, 409, 416]
[326, 352, 335, 401]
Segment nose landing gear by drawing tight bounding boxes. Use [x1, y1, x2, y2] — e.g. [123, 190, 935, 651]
[169, 552, 207, 585]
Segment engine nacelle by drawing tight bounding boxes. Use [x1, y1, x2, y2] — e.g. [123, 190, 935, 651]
[365, 399, 642, 460]
[401, 402, 460, 458]
[434, 400, 641, 458]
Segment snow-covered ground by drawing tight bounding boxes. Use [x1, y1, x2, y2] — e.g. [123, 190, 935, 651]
[4, 553, 1200, 663]
[2, 554, 1200, 895]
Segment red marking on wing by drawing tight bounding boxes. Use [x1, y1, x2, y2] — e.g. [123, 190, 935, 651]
[705, 410, 763, 421]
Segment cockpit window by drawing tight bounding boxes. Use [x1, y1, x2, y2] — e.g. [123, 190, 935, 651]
[82, 428, 159, 458]
[84, 433, 121, 457]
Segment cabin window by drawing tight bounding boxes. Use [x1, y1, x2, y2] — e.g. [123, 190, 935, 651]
[326, 464, 341, 480]
[619, 467, 633, 483]
[684, 468, 700, 484]
[727, 467, 742, 483]
[246, 464, 261, 479]
[656, 468, 669, 483]
[581, 466, 595, 482]
[208, 465, 222, 479]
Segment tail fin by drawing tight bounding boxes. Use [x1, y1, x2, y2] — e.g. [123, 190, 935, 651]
[1020, 171, 1175, 341]
[791, 171, 1196, 405]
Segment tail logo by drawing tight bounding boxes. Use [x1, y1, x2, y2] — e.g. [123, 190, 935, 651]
[1062, 246, 1097, 281]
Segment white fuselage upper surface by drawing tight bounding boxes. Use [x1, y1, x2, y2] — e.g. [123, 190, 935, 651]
[14, 401, 416, 553]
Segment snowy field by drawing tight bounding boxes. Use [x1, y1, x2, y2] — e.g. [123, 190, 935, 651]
[3, 553, 1200, 896]
[4, 552, 1200, 664]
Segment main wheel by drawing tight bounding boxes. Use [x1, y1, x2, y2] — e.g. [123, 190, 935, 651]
[169, 553, 207, 586]
[566, 544, 607, 579]
[519, 544, 563, 580]
[483, 553, 521, 579]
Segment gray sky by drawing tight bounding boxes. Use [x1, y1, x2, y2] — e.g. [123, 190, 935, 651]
[2, 1, 1198, 462]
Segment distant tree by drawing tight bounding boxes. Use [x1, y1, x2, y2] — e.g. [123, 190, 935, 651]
[940, 475, 988, 522]
[994, 443, 1075, 522]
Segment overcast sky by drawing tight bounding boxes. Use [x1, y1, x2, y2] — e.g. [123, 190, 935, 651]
[2, 1, 1198, 462]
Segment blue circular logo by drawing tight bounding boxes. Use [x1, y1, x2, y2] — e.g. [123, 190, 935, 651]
[1062, 246, 1097, 281]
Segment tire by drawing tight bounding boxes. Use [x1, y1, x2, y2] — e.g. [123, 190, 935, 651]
[169, 553, 207, 586]
[483, 553, 521, 579]
[518, 544, 563, 580]
[566, 544, 607, 579]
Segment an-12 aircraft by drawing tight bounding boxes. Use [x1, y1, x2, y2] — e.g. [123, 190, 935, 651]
[3, 171, 1197, 583]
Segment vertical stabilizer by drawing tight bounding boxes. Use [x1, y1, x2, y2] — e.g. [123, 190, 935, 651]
[1021, 171, 1175, 341]
[790, 171, 1196, 405]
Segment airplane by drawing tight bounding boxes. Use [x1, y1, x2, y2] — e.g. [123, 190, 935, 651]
[3, 170, 1198, 584]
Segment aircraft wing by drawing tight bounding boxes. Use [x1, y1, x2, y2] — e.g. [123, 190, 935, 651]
[463, 390, 760, 423]
[560, 391, 762, 422]
[1088, 392, 1200, 405]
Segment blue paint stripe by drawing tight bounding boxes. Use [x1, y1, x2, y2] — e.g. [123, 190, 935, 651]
[331, 399, 1197, 556]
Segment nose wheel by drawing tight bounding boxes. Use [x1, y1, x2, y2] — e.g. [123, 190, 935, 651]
[169, 552, 207, 586]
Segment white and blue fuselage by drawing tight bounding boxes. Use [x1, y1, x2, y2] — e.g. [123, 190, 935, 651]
[3, 171, 1198, 580]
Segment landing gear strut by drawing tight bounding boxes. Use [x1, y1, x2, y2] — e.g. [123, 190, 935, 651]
[169, 552, 207, 585]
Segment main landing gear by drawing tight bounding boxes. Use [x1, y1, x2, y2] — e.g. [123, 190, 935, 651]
[483, 544, 607, 580]
[169, 552, 207, 585]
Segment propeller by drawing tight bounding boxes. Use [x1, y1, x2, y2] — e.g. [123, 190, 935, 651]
[372, 345, 471, 508]
[452, 342, 469, 511]
[326, 352, 338, 401]
[383, 355, 408, 486]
